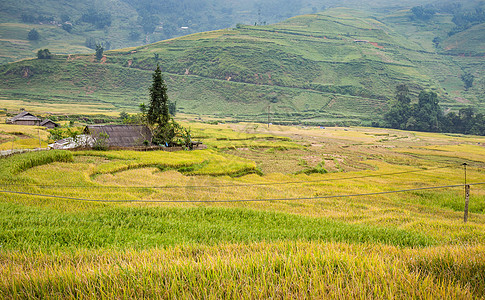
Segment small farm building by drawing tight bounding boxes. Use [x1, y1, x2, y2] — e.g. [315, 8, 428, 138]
[84, 125, 152, 147]
[6, 112, 41, 126]
[40, 119, 60, 128]
[49, 135, 95, 150]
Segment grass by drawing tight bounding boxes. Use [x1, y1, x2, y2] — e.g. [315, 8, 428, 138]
[0, 242, 483, 298]
[0, 124, 51, 151]
[75, 149, 258, 177]
[0, 150, 72, 180]
[0, 123, 484, 297]
[0, 203, 433, 251]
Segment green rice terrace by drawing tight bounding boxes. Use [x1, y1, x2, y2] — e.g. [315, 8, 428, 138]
[0, 121, 484, 298]
[0, 7, 484, 125]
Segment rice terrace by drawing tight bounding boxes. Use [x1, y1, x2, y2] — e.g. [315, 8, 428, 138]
[0, 116, 484, 298]
[1, 0, 485, 298]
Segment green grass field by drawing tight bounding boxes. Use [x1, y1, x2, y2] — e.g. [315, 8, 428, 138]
[0, 122, 484, 298]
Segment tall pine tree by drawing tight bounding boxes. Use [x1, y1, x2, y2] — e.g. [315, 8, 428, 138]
[148, 64, 169, 127]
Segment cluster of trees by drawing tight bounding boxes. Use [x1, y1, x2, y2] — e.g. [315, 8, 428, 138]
[384, 85, 484, 136]
[37, 49, 52, 59]
[449, 7, 485, 36]
[21, 14, 55, 24]
[409, 3, 485, 37]
[410, 6, 436, 21]
[85, 37, 111, 50]
[80, 9, 112, 29]
[21, 9, 112, 37]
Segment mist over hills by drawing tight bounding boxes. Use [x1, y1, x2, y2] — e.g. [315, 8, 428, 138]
[0, 1, 484, 125]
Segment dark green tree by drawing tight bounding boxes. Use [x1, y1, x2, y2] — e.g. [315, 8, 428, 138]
[37, 49, 52, 59]
[61, 23, 73, 33]
[461, 72, 474, 90]
[168, 100, 177, 116]
[28, 28, 40, 40]
[384, 84, 412, 129]
[414, 90, 441, 132]
[95, 44, 104, 60]
[148, 64, 169, 126]
[145, 66, 191, 146]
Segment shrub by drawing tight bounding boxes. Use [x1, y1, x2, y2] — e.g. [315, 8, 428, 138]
[27, 28, 39, 41]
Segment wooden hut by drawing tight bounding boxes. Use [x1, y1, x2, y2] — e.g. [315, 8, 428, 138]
[40, 119, 60, 129]
[84, 125, 152, 148]
[6, 112, 41, 126]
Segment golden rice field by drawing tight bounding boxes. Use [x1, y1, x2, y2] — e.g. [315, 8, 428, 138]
[0, 121, 484, 299]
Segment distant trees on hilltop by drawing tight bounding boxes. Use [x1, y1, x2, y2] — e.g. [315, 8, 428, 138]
[410, 6, 436, 21]
[410, 2, 485, 36]
[80, 8, 112, 29]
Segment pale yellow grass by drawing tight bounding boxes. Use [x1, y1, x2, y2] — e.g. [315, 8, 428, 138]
[0, 138, 48, 150]
[0, 124, 49, 138]
[396, 144, 485, 163]
[0, 241, 482, 299]
[0, 98, 116, 115]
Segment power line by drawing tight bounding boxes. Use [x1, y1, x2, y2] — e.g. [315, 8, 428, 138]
[1, 182, 483, 203]
[0, 166, 453, 190]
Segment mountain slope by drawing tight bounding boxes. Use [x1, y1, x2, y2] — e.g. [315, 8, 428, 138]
[0, 8, 483, 125]
[3, 0, 479, 65]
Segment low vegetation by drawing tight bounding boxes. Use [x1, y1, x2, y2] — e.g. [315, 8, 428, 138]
[0, 122, 484, 297]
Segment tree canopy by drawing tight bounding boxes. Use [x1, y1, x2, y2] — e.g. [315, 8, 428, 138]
[37, 49, 52, 59]
[384, 85, 484, 135]
[28, 28, 40, 40]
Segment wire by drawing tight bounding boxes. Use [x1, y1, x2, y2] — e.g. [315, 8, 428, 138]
[1, 182, 483, 203]
[0, 166, 453, 189]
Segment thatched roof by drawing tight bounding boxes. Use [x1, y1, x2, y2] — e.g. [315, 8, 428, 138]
[7, 111, 41, 123]
[40, 119, 60, 127]
[84, 125, 152, 147]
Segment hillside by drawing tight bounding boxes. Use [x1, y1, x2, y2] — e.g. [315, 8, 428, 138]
[0, 0, 433, 65]
[2, 0, 479, 65]
[0, 8, 484, 125]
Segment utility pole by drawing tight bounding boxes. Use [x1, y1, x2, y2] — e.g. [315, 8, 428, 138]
[267, 105, 270, 129]
[463, 163, 470, 223]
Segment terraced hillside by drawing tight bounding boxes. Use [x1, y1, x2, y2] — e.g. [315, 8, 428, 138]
[0, 8, 483, 124]
[0, 0, 438, 65]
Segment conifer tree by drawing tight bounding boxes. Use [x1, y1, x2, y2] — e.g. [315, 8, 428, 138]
[148, 64, 169, 127]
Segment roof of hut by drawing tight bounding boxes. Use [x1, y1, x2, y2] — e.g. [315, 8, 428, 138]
[40, 119, 59, 127]
[84, 125, 152, 147]
[7, 111, 41, 122]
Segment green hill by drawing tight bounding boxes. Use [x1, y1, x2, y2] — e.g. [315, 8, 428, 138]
[1, 0, 427, 65]
[0, 8, 483, 125]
